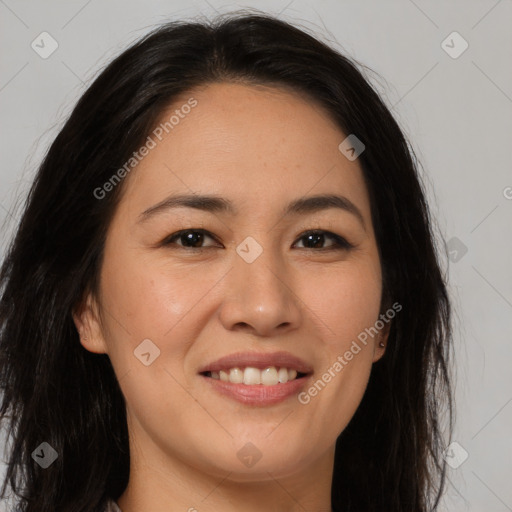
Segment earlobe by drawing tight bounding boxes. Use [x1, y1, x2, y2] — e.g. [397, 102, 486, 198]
[372, 321, 391, 363]
[72, 293, 108, 354]
[372, 337, 387, 363]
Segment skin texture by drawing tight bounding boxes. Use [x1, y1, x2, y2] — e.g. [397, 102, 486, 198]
[74, 82, 389, 512]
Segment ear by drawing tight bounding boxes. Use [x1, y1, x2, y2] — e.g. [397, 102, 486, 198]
[372, 318, 391, 363]
[72, 290, 108, 354]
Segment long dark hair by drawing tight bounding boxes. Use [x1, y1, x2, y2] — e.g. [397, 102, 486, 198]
[0, 11, 453, 512]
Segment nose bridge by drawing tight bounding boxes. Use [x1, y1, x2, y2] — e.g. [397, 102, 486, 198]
[236, 234, 285, 294]
[219, 233, 302, 336]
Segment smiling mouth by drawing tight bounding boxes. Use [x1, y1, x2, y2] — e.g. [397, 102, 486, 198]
[201, 366, 308, 386]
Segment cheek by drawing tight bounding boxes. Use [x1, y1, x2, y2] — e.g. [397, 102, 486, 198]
[100, 248, 198, 338]
[298, 259, 382, 430]
[304, 260, 383, 347]
[99, 246, 225, 379]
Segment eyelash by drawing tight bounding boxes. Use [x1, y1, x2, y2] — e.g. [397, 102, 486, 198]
[161, 228, 354, 252]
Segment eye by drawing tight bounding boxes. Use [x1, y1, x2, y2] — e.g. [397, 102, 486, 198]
[161, 228, 353, 251]
[293, 230, 353, 251]
[162, 229, 220, 249]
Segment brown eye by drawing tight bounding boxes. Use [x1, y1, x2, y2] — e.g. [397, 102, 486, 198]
[293, 230, 353, 251]
[162, 229, 220, 249]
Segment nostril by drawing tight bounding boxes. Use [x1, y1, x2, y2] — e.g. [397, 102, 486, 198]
[233, 322, 251, 330]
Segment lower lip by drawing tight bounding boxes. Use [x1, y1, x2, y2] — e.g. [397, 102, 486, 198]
[201, 375, 309, 406]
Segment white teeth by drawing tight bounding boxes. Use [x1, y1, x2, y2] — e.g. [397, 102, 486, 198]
[243, 367, 261, 385]
[228, 367, 244, 384]
[278, 367, 289, 383]
[261, 367, 279, 386]
[208, 366, 302, 385]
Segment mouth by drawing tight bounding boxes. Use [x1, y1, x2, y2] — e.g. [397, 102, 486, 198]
[201, 366, 308, 385]
[198, 351, 312, 406]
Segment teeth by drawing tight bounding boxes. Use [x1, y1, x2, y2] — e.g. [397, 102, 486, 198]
[243, 367, 261, 385]
[228, 367, 243, 384]
[208, 366, 302, 385]
[261, 367, 278, 386]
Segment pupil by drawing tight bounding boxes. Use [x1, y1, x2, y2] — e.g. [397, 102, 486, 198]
[306, 233, 323, 248]
[184, 231, 203, 247]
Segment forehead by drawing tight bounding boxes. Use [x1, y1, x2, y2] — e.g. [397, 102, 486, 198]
[117, 82, 372, 223]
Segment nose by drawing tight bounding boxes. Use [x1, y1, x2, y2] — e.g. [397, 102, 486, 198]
[218, 241, 303, 338]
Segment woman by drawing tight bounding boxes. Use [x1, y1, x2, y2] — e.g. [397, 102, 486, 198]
[0, 12, 453, 512]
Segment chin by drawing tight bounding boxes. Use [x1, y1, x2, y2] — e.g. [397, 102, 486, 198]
[195, 440, 313, 481]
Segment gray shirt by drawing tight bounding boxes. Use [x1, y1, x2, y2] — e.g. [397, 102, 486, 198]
[104, 499, 122, 511]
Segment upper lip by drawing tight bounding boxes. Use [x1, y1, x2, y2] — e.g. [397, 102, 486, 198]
[198, 351, 313, 374]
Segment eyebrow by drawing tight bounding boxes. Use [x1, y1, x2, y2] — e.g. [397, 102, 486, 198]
[138, 193, 366, 229]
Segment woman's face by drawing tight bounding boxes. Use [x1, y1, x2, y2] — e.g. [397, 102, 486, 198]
[77, 82, 388, 481]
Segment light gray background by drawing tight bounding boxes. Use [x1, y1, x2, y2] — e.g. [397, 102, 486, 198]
[1, 1, 511, 510]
